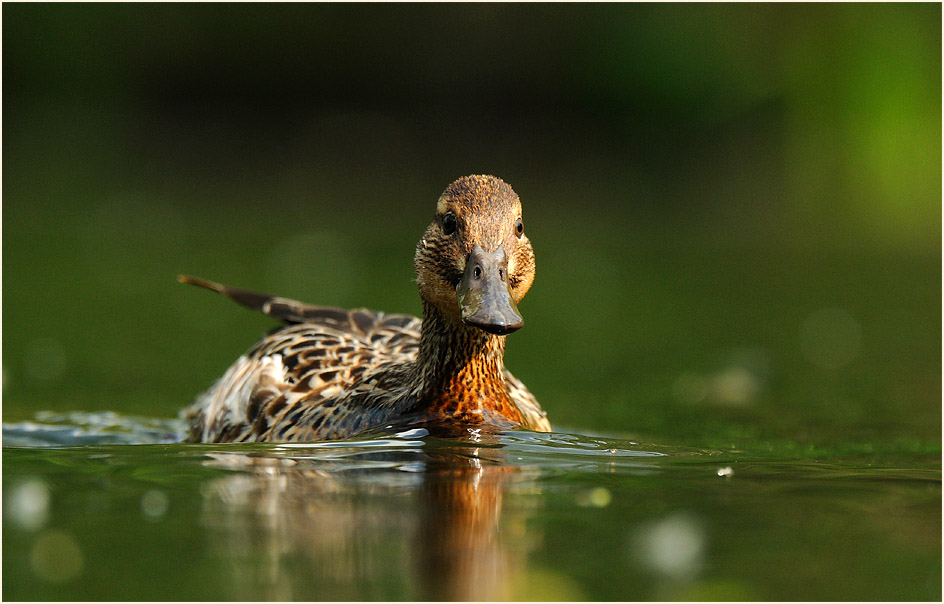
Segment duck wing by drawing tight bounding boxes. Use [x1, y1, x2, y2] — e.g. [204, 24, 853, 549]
[503, 370, 552, 432]
[177, 274, 420, 335]
[179, 275, 423, 442]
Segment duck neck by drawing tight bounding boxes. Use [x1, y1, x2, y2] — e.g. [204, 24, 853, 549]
[414, 300, 509, 407]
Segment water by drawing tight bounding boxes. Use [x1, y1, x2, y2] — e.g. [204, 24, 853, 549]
[3, 412, 939, 601]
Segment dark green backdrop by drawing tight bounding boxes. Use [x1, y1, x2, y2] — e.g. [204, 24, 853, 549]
[3, 3, 940, 449]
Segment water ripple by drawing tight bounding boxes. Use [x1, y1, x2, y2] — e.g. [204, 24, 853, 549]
[2, 411, 185, 447]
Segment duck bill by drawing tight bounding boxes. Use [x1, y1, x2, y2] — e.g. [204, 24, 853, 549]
[456, 244, 523, 336]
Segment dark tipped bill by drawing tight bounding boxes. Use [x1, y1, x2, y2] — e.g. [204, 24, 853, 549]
[456, 244, 523, 336]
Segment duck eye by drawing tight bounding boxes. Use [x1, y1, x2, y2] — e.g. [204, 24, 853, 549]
[515, 217, 524, 237]
[442, 212, 457, 236]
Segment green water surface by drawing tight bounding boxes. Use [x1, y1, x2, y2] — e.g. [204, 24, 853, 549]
[3, 423, 940, 601]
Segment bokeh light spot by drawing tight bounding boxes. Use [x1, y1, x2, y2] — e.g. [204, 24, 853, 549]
[710, 365, 761, 407]
[6, 478, 51, 532]
[576, 487, 612, 508]
[633, 512, 705, 580]
[141, 489, 170, 521]
[30, 530, 84, 583]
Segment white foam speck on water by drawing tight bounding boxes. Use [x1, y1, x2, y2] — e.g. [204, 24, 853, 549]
[394, 428, 430, 439]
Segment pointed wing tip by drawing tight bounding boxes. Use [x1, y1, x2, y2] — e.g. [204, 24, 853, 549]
[177, 274, 225, 293]
[176, 274, 363, 327]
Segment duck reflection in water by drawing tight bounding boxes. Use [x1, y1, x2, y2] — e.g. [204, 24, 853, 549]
[197, 429, 542, 601]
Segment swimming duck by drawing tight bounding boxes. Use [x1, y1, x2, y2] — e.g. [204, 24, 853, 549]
[180, 174, 551, 442]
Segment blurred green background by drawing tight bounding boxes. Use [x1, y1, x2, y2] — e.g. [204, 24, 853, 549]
[3, 3, 940, 451]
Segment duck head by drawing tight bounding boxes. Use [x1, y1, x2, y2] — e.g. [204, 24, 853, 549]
[415, 175, 535, 336]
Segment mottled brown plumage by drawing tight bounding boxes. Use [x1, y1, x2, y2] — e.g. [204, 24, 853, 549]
[181, 174, 550, 443]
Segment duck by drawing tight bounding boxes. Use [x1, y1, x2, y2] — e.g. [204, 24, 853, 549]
[179, 174, 551, 443]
